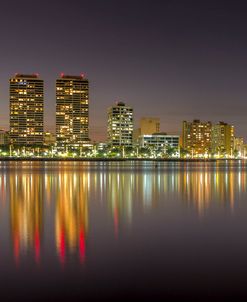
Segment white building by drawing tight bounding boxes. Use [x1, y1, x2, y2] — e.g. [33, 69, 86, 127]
[107, 102, 133, 147]
[138, 133, 179, 149]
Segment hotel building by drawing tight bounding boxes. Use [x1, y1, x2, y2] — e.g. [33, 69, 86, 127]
[56, 74, 89, 149]
[138, 133, 179, 149]
[182, 119, 212, 155]
[211, 122, 234, 156]
[9, 74, 44, 146]
[107, 102, 133, 147]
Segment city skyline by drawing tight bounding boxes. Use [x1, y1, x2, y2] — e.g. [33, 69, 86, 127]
[0, 71, 245, 143]
[1, 0, 247, 141]
[2, 1, 247, 300]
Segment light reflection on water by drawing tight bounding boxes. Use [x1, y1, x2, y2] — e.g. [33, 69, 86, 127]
[0, 161, 246, 265]
[1, 161, 247, 300]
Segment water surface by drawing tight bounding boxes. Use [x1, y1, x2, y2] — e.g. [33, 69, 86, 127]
[0, 160, 247, 301]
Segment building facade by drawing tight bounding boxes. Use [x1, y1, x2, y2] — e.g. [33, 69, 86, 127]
[211, 122, 234, 156]
[107, 102, 133, 147]
[138, 133, 179, 149]
[56, 74, 89, 149]
[0, 130, 9, 145]
[234, 137, 245, 157]
[182, 120, 212, 156]
[9, 74, 44, 146]
[140, 117, 160, 135]
[44, 131, 56, 146]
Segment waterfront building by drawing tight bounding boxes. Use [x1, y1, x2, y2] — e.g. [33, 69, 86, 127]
[234, 137, 244, 157]
[96, 142, 108, 151]
[9, 74, 44, 146]
[56, 74, 89, 149]
[138, 133, 179, 149]
[107, 102, 133, 147]
[140, 117, 160, 135]
[182, 119, 212, 156]
[0, 130, 9, 145]
[44, 131, 56, 146]
[133, 128, 141, 142]
[211, 122, 234, 156]
[134, 117, 160, 142]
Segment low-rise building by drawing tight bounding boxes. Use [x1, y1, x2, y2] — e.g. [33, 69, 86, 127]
[0, 130, 9, 145]
[138, 133, 179, 149]
[44, 132, 56, 146]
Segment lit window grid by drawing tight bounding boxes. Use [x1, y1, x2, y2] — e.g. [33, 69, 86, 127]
[107, 104, 133, 147]
[56, 78, 89, 147]
[9, 77, 44, 145]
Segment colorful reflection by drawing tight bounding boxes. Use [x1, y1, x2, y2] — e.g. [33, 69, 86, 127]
[9, 173, 43, 264]
[0, 174, 7, 205]
[3, 162, 247, 266]
[100, 164, 247, 223]
[55, 172, 89, 264]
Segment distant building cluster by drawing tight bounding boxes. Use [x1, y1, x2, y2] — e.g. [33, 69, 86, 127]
[182, 119, 246, 158]
[0, 74, 246, 158]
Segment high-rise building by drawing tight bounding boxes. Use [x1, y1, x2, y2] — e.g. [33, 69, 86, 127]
[107, 102, 133, 147]
[182, 119, 212, 155]
[211, 122, 234, 156]
[140, 117, 160, 135]
[56, 74, 89, 149]
[9, 74, 44, 146]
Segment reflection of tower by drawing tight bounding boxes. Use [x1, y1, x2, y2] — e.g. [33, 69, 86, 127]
[9, 173, 43, 263]
[106, 172, 135, 236]
[179, 165, 240, 215]
[0, 174, 7, 205]
[55, 172, 89, 264]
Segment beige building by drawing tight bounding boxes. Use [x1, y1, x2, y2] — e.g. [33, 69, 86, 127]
[134, 117, 160, 142]
[140, 117, 160, 135]
[9, 74, 44, 146]
[182, 119, 212, 155]
[234, 137, 244, 157]
[0, 130, 9, 145]
[56, 74, 89, 149]
[211, 122, 234, 156]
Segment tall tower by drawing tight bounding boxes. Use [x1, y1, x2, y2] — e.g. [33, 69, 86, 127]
[9, 74, 44, 146]
[56, 74, 89, 149]
[107, 102, 133, 147]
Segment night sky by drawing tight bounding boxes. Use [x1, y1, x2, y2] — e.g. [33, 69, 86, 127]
[1, 0, 247, 141]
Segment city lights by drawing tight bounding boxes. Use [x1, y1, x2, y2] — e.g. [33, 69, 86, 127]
[0, 75, 243, 159]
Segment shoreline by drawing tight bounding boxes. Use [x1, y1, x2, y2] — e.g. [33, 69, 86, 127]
[0, 157, 244, 162]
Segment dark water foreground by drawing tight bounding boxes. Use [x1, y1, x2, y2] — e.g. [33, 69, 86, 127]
[0, 160, 247, 301]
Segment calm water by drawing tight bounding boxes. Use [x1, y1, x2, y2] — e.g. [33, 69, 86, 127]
[1, 160, 247, 301]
